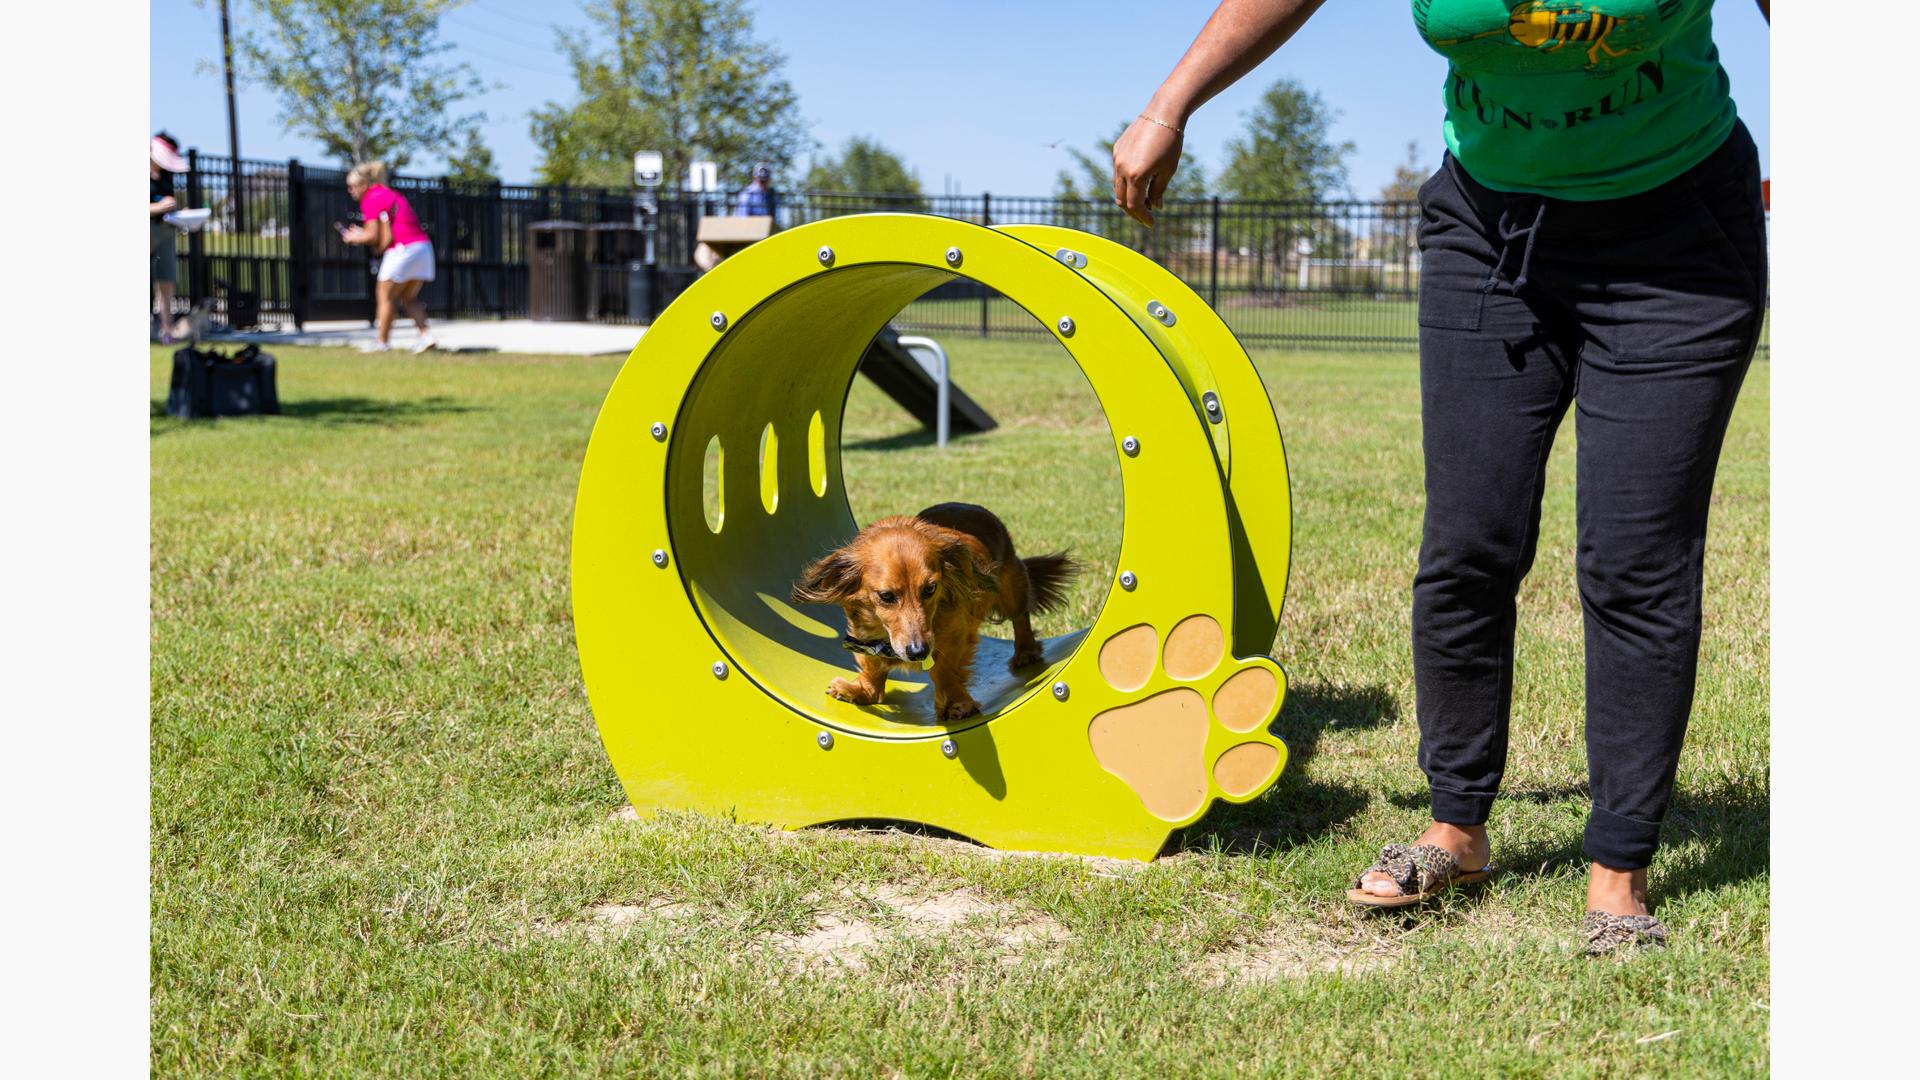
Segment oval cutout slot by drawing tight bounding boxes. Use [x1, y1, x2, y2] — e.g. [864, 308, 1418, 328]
[759, 423, 780, 514]
[702, 435, 724, 533]
[807, 410, 827, 497]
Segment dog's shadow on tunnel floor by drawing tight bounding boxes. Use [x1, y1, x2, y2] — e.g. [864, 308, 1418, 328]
[1166, 682, 1399, 857]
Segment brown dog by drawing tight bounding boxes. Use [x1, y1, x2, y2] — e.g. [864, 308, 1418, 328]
[790, 502, 1076, 723]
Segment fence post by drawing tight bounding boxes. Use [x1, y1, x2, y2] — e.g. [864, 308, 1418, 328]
[184, 149, 207, 319]
[979, 192, 991, 338]
[287, 158, 308, 330]
[1209, 196, 1221, 310]
[437, 175, 454, 320]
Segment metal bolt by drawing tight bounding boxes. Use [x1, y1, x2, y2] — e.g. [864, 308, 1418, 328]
[817, 245, 834, 266]
[1052, 681, 1070, 701]
[712, 661, 729, 679]
[1119, 570, 1137, 591]
[1203, 391, 1222, 423]
[1056, 316, 1075, 336]
[710, 311, 728, 331]
[652, 549, 668, 568]
[1054, 248, 1087, 269]
[944, 246, 962, 267]
[1147, 300, 1177, 327]
[1121, 435, 1141, 456]
[940, 738, 957, 759]
[816, 730, 835, 750]
[650, 421, 667, 441]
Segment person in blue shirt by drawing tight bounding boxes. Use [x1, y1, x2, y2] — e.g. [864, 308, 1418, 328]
[734, 163, 776, 217]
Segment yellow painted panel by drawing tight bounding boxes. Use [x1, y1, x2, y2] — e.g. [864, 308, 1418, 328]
[571, 215, 1293, 859]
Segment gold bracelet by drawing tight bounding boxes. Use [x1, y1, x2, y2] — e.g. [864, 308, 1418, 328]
[1139, 113, 1183, 135]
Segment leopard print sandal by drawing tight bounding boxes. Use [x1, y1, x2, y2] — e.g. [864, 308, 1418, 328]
[1581, 911, 1669, 955]
[1346, 842, 1495, 908]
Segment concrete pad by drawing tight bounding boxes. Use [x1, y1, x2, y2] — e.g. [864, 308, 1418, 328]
[205, 318, 648, 357]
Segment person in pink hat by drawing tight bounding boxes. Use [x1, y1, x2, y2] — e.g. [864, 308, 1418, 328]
[150, 133, 187, 343]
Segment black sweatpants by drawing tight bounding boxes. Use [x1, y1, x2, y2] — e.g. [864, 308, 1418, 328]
[1412, 121, 1767, 870]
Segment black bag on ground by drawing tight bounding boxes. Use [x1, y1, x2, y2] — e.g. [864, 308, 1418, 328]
[166, 344, 281, 419]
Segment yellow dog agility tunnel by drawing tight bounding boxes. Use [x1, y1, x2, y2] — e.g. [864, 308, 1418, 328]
[571, 214, 1293, 860]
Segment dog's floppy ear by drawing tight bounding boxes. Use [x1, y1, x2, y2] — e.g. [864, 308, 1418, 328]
[936, 532, 1000, 602]
[791, 546, 862, 604]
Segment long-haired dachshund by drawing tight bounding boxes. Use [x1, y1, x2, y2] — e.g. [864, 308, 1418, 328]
[791, 502, 1076, 723]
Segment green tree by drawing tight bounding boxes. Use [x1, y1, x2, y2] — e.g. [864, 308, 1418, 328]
[1218, 79, 1353, 203]
[805, 136, 920, 195]
[1215, 80, 1355, 292]
[532, 0, 809, 190]
[1380, 140, 1426, 203]
[445, 129, 499, 185]
[1377, 141, 1426, 272]
[234, 0, 485, 169]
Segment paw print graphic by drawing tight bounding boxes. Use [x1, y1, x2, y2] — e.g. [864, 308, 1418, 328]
[1083, 613, 1289, 823]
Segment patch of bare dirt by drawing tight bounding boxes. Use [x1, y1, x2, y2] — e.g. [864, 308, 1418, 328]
[533, 898, 692, 941]
[775, 885, 1069, 972]
[777, 914, 885, 970]
[1193, 923, 1403, 985]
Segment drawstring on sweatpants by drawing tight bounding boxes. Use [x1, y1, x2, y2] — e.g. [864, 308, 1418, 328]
[1491, 197, 1548, 293]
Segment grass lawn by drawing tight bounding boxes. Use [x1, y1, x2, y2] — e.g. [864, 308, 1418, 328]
[151, 336, 1768, 1077]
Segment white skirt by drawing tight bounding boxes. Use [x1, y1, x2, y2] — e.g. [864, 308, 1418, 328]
[377, 240, 436, 283]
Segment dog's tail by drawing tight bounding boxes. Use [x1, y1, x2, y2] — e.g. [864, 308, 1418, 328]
[1022, 552, 1078, 615]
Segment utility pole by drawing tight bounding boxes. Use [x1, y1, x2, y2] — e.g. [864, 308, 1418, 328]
[220, 0, 244, 234]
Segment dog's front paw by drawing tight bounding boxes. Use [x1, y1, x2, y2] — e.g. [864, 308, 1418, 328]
[1009, 645, 1045, 670]
[827, 678, 879, 705]
[936, 695, 981, 723]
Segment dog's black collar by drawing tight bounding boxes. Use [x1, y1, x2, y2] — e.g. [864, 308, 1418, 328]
[842, 635, 934, 669]
[842, 634, 899, 658]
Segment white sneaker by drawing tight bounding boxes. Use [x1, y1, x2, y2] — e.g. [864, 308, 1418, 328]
[411, 337, 438, 355]
[358, 341, 391, 353]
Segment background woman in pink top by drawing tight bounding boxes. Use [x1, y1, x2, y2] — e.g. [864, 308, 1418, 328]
[342, 161, 437, 354]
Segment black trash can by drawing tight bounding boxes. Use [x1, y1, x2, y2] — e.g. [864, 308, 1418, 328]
[587, 223, 645, 322]
[528, 220, 587, 322]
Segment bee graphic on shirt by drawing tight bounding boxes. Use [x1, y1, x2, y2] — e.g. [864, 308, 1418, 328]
[1438, 3, 1639, 69]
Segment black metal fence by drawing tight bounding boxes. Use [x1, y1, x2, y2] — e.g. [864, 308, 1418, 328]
[162, 152, 1765, 352]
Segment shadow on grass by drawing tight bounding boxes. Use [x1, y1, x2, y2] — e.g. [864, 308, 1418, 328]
[1391, 777, 1769, 902]
[1167, 681, 1398, 856]
[840, 429, 943, 453]
[150, 395, 474, 434]
[802, 819, 986, 847]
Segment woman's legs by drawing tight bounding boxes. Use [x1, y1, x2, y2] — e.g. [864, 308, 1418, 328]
[398, 279, 430, 335]
[1565, 131, 1766, 913]
[152, 222, 179, 342]
[1368, 128, 1766, 916]
[153, 280, 176, 339]
[1411, 313, 1579, 832]
[1361, 168, 1582, 897]
[374, 280, 398, 346]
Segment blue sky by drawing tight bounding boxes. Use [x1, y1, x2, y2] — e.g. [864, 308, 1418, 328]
[150, 0, 1769, 195]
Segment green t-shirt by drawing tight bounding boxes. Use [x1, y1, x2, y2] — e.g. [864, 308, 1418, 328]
[1412, 0, 1738, 199]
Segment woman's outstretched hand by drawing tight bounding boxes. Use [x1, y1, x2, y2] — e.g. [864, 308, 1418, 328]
[1112, 115, 1184, 228]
